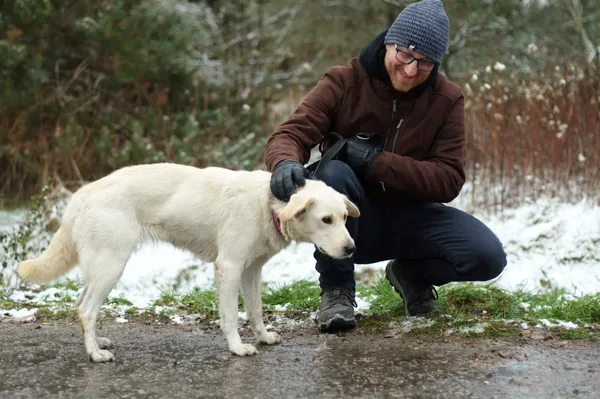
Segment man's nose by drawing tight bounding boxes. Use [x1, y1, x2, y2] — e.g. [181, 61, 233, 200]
[403, 62, 418, 77]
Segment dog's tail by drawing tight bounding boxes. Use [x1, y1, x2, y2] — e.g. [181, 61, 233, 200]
[18, 224, 78, 284]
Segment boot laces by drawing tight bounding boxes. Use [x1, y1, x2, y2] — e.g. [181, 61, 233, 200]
[416, 285, 438, 303]
[322, 287, 357, 307]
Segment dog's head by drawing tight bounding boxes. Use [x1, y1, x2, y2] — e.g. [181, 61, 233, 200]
[279, 180, 360, 259]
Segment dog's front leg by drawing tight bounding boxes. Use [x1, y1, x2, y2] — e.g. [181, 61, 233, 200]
[216, 258, 259, 356]
[242, 263, 281, 346]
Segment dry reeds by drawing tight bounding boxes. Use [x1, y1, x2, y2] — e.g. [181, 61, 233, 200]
[463, 60, 600, 211]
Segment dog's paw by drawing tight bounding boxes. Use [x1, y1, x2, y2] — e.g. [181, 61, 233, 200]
[258, 332, 281, 345]
[97, 337, 113, 349]
[229, 343, 259, 356]
[89, 349, 115, 363]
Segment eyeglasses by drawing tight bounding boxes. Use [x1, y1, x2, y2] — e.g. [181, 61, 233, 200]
[394, 44, 437, 72]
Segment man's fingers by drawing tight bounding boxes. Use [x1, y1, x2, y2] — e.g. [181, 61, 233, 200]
[271, 175, 287, 201]
[302, 166, 311, 178]
[292, 167, 306, 187]
[282, 173, 297, 200]
[270, 162, 307, 201]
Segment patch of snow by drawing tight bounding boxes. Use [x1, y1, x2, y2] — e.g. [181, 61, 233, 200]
[0, 308, 37, 322]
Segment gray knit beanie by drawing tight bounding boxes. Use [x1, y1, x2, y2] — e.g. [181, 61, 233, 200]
[384, 0, 449, 64]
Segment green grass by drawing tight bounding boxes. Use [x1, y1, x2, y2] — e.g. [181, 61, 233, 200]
[360, 274, 600, 324]
[357, 274, 600, 338]
[108, 297, 134, 306]
[0, 298, 26, 309]
[357, 276, 405, 316]
[3, 274, 600, 339]
[440, 282, 600, 325]
[151, 279, 321, 318]
[49, 279, 82, 292]
[154, 286, 220, 317]
[36, 306, 78, 321]
[262, 280, 321, 312]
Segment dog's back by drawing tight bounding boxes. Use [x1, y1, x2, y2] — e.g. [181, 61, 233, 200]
[66, 163, 272, 258]
[75, 163, 270, 213]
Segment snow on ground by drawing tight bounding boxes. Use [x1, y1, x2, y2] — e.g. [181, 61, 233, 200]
[1, 196, 599, 310]
[483, 197, 600, 295]
[0, 209, 27, 232]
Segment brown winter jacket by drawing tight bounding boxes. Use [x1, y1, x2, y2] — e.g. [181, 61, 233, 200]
[264, 31, 466, 204]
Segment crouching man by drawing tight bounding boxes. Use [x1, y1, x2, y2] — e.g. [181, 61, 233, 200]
[264, 0, 507, 332]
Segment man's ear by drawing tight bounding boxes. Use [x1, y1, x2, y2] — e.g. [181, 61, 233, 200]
[280, 194, 316, 223]
[344, 196, 360, 218]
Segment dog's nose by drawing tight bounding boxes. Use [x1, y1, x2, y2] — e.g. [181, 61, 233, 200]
[344, 244, 356, 256]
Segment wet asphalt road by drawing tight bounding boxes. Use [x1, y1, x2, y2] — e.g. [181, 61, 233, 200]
[1, 321, 599, 398]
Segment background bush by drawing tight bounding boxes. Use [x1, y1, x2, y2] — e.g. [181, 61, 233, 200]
[1, 0, 599, 206]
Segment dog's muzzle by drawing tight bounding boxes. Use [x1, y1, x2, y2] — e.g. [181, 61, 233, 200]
[318, 244, 356, 259]
[343, 244, 356, 257]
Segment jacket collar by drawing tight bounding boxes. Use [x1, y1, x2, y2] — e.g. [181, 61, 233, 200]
[358, 30, 438, 98]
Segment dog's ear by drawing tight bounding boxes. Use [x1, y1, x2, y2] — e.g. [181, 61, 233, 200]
[280, 194, 315, 222]
[344, 196, 360, 218]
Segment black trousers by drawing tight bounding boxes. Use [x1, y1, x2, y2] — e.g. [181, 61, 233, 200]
[313, 160, 507, 289]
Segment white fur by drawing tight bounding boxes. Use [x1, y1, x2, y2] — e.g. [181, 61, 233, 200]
[18, 163, 360, 362]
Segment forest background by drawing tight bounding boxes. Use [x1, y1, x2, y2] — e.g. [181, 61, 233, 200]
[1, 0, 599, 209]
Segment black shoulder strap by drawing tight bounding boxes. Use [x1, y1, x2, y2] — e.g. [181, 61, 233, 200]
[307, 132, 349, 177]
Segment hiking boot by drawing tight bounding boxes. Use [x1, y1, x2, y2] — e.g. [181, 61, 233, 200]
[317, 286, 357, 332]
[385, 260, 440, 316]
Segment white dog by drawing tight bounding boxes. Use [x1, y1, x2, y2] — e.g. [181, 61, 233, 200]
[18, 163, 359, 362]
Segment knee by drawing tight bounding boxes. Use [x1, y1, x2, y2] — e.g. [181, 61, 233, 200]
[454, 242, 507, 282]
[314, 160, 358, 197]
[476, 245, 508, 281]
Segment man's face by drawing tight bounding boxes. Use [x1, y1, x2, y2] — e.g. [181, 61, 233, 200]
[384, 44, 433, 92]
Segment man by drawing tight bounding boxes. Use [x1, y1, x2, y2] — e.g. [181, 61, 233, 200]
[264, 0, 507, 332]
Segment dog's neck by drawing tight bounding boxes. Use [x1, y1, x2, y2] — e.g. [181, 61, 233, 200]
[272, 209, 292, 242]
[269, 196, 292, 242]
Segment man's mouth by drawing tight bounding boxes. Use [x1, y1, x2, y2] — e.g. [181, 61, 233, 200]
[396, 69, 413, 81]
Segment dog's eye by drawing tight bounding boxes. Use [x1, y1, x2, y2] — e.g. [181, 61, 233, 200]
[322, 216, 333, 224]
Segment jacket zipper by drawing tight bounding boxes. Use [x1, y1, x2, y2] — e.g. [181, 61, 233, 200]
[383, 99, 397, 150]
[381, 99, 399, 192]
[391, 118, 404, 153]
[380, 98, 406, 192]
[381, 118, 405, 192]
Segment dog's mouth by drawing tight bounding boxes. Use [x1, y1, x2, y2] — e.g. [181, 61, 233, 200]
[317, 246, 353, 259]
[317, 246, 337, 258]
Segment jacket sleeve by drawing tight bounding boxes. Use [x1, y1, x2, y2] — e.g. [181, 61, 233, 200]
[366, 96, 466, 203]
[264, 68, 347, 172]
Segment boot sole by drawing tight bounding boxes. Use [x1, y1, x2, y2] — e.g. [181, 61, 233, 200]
[318, 314, 357, 333]
[385, 262, 411, 316]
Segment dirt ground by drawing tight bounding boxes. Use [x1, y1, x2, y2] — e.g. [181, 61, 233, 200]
[1, 320, 599, 398]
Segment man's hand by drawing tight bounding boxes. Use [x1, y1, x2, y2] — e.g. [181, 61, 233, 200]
[343, 136, 383, 177]
[270, 160, 310, 201]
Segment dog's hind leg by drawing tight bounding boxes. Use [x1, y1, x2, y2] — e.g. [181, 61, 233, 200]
[215, 256, 258, 356]
[241, 260, 281, 346]
[75, 286, 113, 350]
[77, 250, 129, 363]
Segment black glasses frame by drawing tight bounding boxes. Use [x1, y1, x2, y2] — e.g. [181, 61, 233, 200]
[394, 44, 437, 72]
